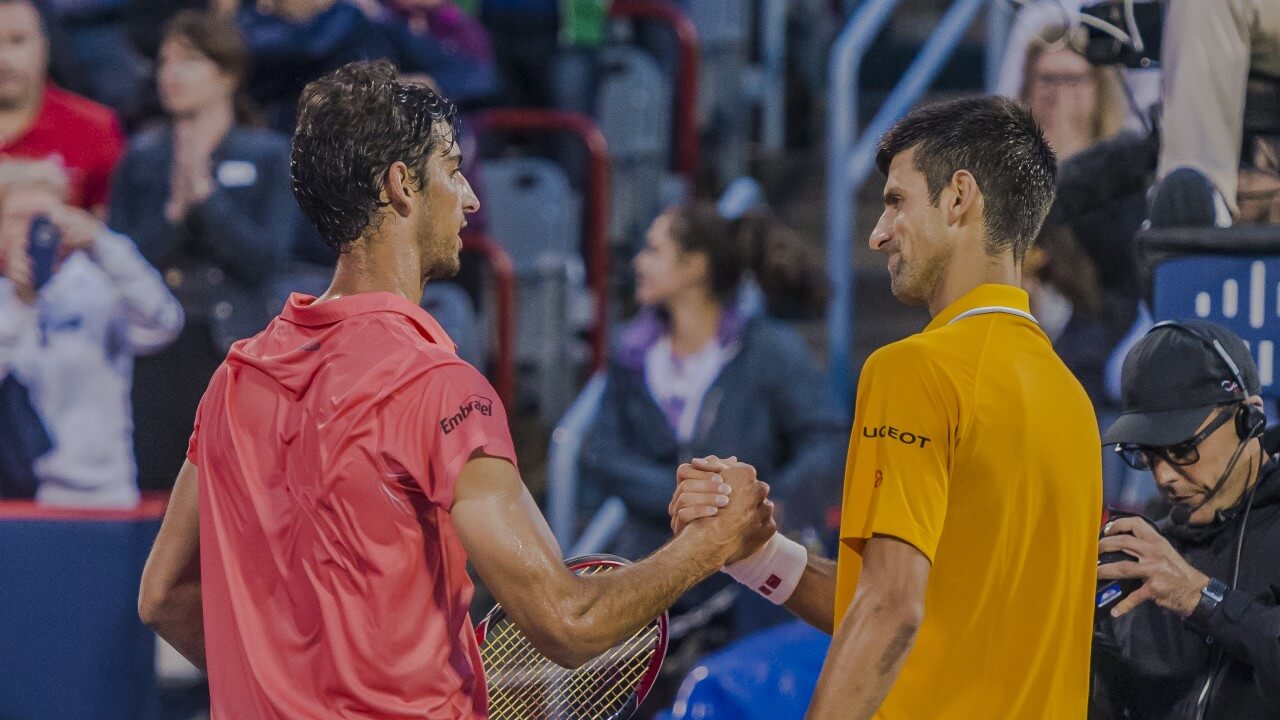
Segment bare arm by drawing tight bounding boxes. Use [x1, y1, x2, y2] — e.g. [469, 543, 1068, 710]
[138, 460, 205, 670]
[452, 454, 771, 669]
[805, 535, 929, 720]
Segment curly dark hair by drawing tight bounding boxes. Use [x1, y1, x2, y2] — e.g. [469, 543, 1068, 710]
[290, 60, 458, 253]
[876, 96, 1057, 263]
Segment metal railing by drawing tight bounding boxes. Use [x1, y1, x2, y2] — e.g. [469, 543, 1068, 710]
[825, 0, 990, 405]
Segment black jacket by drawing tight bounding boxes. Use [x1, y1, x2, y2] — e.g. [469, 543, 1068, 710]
[1091, 436, 1280, 720]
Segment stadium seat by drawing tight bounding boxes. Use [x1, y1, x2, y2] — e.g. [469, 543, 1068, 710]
[686, 0, 754, 184]
[595, 43, 673, 246]
[476, 157, 591, 420]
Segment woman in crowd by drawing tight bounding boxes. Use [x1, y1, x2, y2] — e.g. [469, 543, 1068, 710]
[109, 10, 298, 488]
[581, 201, 848, 635]
[1020, 28, 1126, 160]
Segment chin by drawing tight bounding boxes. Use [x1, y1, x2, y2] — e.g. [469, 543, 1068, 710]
[424, 254, 462, 282]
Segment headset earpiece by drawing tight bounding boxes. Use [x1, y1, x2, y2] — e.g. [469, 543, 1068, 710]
[1237, 402, 1267, 441]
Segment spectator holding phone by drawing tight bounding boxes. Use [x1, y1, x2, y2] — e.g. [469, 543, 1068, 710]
[109, 10, 298, 488]
[0, 0, 125, 215]
[1092, 320, 1280, 720]
[0, 159, 182, 507]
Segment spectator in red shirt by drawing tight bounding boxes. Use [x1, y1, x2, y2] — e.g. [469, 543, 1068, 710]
[0, 0, 124, 214]
[138, 60, 773, 719]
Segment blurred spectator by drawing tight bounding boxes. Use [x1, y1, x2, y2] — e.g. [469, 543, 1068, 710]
[581, 201, 847, 626]
[0, 159, 182, 506]
[476, 0, 607, 108]
[1152, 0, 1280, 226]
[997, 0, 1159, 134]
[109, 10, 296, 487]
[48, 0, 151, 123]
[1020, 29, 1125, 161]
[1022, 222, 1133, 406]
[231, 0, 498, 132]
[0, 0, 124, 214]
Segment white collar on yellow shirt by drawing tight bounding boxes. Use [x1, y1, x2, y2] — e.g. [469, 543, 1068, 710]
[947, 306, 1039, 325]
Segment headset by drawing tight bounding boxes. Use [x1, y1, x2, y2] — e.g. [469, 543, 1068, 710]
[1148, 321, 1267, 449]
[1146, 321, 1268, 720]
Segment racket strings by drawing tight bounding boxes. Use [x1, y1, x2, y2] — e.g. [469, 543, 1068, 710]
[484, 618, 659, 719]
[481, 562, 662, 720]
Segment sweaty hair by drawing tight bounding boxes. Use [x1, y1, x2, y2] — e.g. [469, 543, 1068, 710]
[291, 60, 458, 253]
[665, 201, 827, 318]
[876, 96, 1057, 262]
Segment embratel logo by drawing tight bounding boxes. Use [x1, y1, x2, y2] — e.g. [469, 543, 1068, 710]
[440, 395, 494, 435]
[862, 424, 932, 449]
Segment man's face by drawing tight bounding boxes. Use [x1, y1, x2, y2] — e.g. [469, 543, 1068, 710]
[870, 148, 950, 306]
[1148, 405, 1251, 521]
[413, 129, 479, 282]
[0, 2, 46, 110]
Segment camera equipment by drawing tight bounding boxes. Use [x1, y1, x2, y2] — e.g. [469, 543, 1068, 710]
[1080, 0, 1164, 69]
[1096, 510, 1160, 613]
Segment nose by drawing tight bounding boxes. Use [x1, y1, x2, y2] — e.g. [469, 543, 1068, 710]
[460, 173, 480, 215]
[869, 212, 893, 252]
[1149, 459, 1182, 492]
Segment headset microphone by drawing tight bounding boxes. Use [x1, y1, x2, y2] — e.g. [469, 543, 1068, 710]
[1169, 416, 1264, 525]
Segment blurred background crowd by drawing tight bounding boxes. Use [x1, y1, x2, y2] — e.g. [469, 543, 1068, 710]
[0, 0, 1277, 717]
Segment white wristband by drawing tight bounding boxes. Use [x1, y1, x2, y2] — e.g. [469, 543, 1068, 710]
[721, 533, 807, 604]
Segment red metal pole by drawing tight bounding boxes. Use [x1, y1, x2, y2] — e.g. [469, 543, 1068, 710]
[462, 232, 517, 413]
[472, 109, 613, 372]
[609, 0, 701, 186]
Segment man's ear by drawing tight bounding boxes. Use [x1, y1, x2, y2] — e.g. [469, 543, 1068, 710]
[944, 169, 981, 226]
[382, 161, 415, 218]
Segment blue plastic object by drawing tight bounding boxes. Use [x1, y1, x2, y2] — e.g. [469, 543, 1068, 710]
[1152, 256, 1280, 399]
[658, 621, 831, 720]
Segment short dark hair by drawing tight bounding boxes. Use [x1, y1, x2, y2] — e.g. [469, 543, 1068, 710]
[291, 60, 458, 252]
[876, 96, 1057, 262]
[666, 201, 743, 303]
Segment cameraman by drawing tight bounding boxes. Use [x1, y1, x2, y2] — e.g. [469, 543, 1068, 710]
[0, 160, 182, 506]
[1092, 320, 1280, 720]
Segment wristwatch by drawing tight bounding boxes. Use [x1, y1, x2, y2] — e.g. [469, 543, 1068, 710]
[1188, 578, 1229, 628]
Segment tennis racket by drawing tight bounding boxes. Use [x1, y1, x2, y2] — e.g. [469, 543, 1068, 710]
[476, 554, 669, 720]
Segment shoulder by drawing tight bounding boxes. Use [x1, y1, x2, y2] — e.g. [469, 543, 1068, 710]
[863, 334, 949, 376]
[44, 87, 120, 132]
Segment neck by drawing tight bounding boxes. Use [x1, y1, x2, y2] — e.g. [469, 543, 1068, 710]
[927, 242, 1021, 317]
[1046, 130, 1090, 162]
[318, 229, 424, 306]
[172, 101, 235, 141]
[666, 294, 722, 355]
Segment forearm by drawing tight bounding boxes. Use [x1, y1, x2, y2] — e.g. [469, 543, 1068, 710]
[548, 527, 724, 666]
[1198, 592, 1280, 707]
[784, 553, 838, 634]
[189, 189, 285, 287]
[89, 230, 184, 348]
[143, 581, 206, 671]
[806, 597, 921, 720]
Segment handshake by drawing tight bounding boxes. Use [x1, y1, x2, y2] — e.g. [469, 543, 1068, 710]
[667, 455, 779, 569]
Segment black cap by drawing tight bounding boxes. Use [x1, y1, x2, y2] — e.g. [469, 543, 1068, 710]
[1102, 320, 1261, 447]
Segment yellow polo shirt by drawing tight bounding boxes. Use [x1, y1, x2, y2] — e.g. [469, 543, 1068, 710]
[836, 284, 1101, 719]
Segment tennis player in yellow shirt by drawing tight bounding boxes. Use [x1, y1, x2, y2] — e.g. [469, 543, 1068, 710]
[670, 96, 1101, 718]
